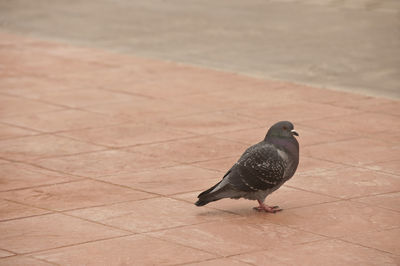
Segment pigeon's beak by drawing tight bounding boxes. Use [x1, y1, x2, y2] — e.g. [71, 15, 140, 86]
[291, 129, 299, 137]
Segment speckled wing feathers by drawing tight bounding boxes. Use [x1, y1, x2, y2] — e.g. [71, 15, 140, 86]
[227, 142, 287, 192]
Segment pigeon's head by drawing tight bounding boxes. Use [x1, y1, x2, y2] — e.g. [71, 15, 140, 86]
[265, 121, 299, 140]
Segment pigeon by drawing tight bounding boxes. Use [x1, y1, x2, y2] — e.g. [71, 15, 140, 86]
[195, 121, 299, 212]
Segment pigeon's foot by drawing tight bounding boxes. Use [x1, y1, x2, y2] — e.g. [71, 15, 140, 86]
[253, 200, 282, 213]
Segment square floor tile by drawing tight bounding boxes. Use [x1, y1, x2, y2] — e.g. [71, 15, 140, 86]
[127, 136, 249, 164]
[1, 109, 129, 133]
[32, 234, 216, 265]
[342, 228, 400, 255]
[191, 156, 239, 173]
[301, 112, 400, 137]
[295, 156, 343, 175]
[0, 213, 127, 253]
[99, 165, 221, 195]
[303, 138, 400, 166]
[263, 200, 400, 238]
[287, 166, 400, 199]
[59, 123, 194, 148]
[353, 192, 400, 212]
[33, 149, 176, 178]
[33, 88, 141, 108]
[0, 249, 15, 258]
[237, 101, 356, 124]
[0, 134, 103, 161]
[156, 111, 261, 135]
[0, 123, 39, 140]
[85, 97, 203, 122]
[211, 127, 268, 146]
[0, 95, 61, 118]
[0, 163, 80, 191]
[0, 199, 49, 221]
[232, 239, 399, 266]
[1, 179, 153, 211]
[184, 258, 250, 266]
[67, 197, 236, 233]
[174, 186, 337, 216]
[149, 218, 323, 256]
[0, 256, 54, 266]
[366, 159, 400, 176]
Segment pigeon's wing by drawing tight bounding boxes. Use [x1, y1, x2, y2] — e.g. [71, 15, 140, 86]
[227, 143, 287, 192]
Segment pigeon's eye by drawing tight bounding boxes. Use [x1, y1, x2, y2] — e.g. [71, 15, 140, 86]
[282, 126, 288, 130]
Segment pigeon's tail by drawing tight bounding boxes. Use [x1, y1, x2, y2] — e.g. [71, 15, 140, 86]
[195, 180, 235, 207]
[195, 182, 221, 206]
[195, 193, 223, 206]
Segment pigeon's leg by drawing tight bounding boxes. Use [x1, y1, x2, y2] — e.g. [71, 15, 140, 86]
[253, 200, 282, 213]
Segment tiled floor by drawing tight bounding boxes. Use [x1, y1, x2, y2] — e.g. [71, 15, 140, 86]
[0, 32, 399, 265]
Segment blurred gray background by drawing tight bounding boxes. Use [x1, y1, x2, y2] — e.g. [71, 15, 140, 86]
[1, 0, 399, 98]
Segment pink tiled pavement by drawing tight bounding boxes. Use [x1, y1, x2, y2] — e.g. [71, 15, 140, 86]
[0, 32, 399, 265]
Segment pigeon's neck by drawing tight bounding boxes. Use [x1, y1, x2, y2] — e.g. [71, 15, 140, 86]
[266, 136, 299, 158]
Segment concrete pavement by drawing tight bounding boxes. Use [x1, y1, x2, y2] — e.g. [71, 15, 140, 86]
[0, 0, 399, 98]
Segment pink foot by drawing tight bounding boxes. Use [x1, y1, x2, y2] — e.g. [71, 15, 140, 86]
[253, 200, 282, 213]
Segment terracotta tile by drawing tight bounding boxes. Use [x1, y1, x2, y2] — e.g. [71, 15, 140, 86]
[237, 101, 356, 124]
[374, 131, 400, 144]
[99, 165, 221, 195]
[0, 163, 79, 191]
[0, 213, 126, 253]
[353, 192, 400, 212]
[33, 234, 215, 265]
[287, 167, 400, 199]
[306, 91, 397, 111]
[343, 228, 400, 255]
[0, 123, 39, 140]
[33, 88, 141, 108]
[276, 84, 360, 104]
[261, 186, 337, 209]
[0, 256, 54, 266]
[232, 239, 399, 266]
[296, 156, 343, 175]
[127, 136, 249, 164]
[1, 180, 153, 211]
[169, 92, 252, 113]
[366, 160, 400, 176]
[184, 258, 250, 266]
[149, 218, 323, 256]
[0, 249, 15, 258]
[85, 98, 203, 122]
[110, 66, 250, 99]
[0, 95, 61, 118]
[34, 149, 176, 178]
[1, 109, 129, 133]
[0, 134, 103, 161]
[59, 123, 194, 148]
[365, 101, 400, 117]
[207, 83, 294, 106]
[0, 76, 74, 99]
[212, 127, 268, 145]
[0, 199, 49, 221]
[300, 112, 400, 137]
[174, 186, 336, 216]
[264, 200, 400, 238]
[295, 124, 355, 147]
[173, 191, 256, 214]
[303, 138, 400, 166]
[155, 111, 261, 135]
[67, 197, 236, 233]
[191, 156, 239, 173]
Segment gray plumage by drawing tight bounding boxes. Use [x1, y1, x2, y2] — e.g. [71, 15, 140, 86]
[195, 121, 299, 211]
